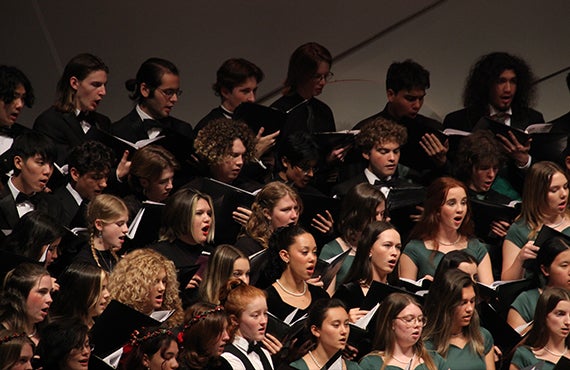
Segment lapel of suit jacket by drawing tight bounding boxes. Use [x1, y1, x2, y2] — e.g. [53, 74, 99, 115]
[0, 190, 19, 229]
[62, 112, 88, 143]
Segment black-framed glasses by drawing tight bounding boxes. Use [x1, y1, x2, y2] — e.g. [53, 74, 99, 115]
[312, 72, 334, 82]
[156, 88, 183, 98]
[395, 315, 427, 327]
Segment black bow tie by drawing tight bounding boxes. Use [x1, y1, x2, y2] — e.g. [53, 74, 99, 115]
[142, 119, 163, 132]
[16, 192, 37, 205]
[374, 178, 395, 188]
[247, 341, 262, 354]
[76, 111, 95, 124]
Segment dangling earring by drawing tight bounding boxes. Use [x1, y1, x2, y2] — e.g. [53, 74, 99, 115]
[98, 230, 103, 238]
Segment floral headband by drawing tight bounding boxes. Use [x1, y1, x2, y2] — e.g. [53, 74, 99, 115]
[183, 305, 225, 330]
[129, 327, 173, 347]
[0, 332, 28, 345]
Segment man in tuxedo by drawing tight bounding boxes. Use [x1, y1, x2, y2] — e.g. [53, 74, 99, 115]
[0, 66, 34, 179]
[53, 141, 114, 227]
[33, 54, 111, 166]
[333, 117, 416, 198]
[353, 59, 447, 168]
[443, 52, 544, 168]
[111, 58, 194, 169]
[0, 132, 63, 231]
[550, 72, 570, 133]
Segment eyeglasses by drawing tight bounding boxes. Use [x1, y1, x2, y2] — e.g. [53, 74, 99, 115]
[156, 88, 183, 98]
[395, 315, 427, 327]
[294, 165, 318, 175]
[312, 72, 334, 82]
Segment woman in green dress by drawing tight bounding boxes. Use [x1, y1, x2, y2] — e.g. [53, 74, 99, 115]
[423, 269, 494, 370]
[510, 287, 570, 370]
[359, 293, 447, 370]
[290, 298, 361, 370]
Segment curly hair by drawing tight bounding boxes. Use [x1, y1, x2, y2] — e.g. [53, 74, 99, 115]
[108, 249, 183, 325]
[453, 130, 506, 184]
[0, 65, 34, 107]
[194, 118, 255, 165]
[355, 117, 408, 154]
[212, 58, 264, 97]
[179, 302, 228, 369]
[462, 52, 536, 114]
[67, 141, 114, 177]
[242, 182, 302, 248]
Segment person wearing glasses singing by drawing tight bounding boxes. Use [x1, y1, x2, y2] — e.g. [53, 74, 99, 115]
[112, 57, 194, 156]
[359, 292, 448, 370]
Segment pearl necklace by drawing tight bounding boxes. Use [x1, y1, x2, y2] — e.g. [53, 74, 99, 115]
[546, 216, 566, 229]
[392, 353, 415, 365]
[437, 234, 461, 246]
[275, 279, 307, 297]
[308, 351, 323, 368]
[543, 345, 568, 357]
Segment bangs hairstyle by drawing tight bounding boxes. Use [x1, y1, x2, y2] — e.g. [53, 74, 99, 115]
[519, 161, 570, 235]
[125, 57, 179, 103]
[0, 65, 34, 107]
[220, 278, 266, 340]
[86, 194, 129, 237]
[36, 320, 89, 370]
[50, 263, 106, 326]
[67, 140, 115, 177]
[409, 177, 474, 249]
[55, 53, 108, 112]
[424, 270, 484, 358]
[11, 132, 56, 175]
[108, 249, 183, 325]
[199, 244, 248, 305]
[0, 263, 50, 333]
[213, 58, 264, 97]
[371, 293, 437, 370]
[524, 287, 570, 349]
[160, 187, 215, 244]
[128, 145, 179, 196]
[343, 221, 399, 286]
[244, 181, 302, 248]
[454, 130, 506, 184]
[283, 42, 332, 95]
[180, 302, 228, 368]
[337, 183, 386, 245]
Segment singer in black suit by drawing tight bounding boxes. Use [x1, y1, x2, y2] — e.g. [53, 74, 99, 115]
[33, 54, 111, 165]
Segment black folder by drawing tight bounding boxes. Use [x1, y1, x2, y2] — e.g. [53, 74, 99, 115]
[90, 300, 160, 358]
[478, 302, 523, 354]
[312, 131, 358, 151]
[386, 185, 426, 240]
[473, 116, 530, 144]
[477, 279, 535, 317]
[266, 312, 307, 343]
[312, 250, 350, 290]
[233, 102, 286, 135]
[126, 201, 164, 250]
[525, 225, 570, 272]
[362, 281, 424, 311]
[529, 131, 568, 163]
[399, 121, 448, 171]
[470, 198, 519, 240]
[298, 193, 340, 233]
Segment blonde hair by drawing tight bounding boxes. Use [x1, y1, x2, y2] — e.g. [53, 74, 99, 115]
[108, 249, 183, 325]
[86, 194, 129, 237]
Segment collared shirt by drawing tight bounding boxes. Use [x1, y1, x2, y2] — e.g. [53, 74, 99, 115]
[0, 133, 13, 157]
[75, 109, 92, 134]
[489, 105, 513, 127]
[364, 168, 392, 198]
[65, 182, 83, 206]
[221, 336, 273, 370]
[8, 177, 34, 217]
[136, 104, 162, 139]
[219, 104, 234, 119]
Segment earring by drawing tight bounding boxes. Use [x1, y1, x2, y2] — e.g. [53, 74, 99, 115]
[97, 230, 103, 238]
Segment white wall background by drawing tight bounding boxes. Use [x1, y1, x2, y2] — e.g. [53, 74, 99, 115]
[2, 0, 569, 130]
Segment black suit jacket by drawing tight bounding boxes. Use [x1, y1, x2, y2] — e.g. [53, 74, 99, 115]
[33, 106, 111, 165]
[550, 111, 570, 134]
[443, 106, 545, 132]
[0, 186, 64, 230]
[0, 123, 32, 183]
[111, 108, 194, 143]
[53, 185, 81, 228]
[194, 107, 225, 134]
